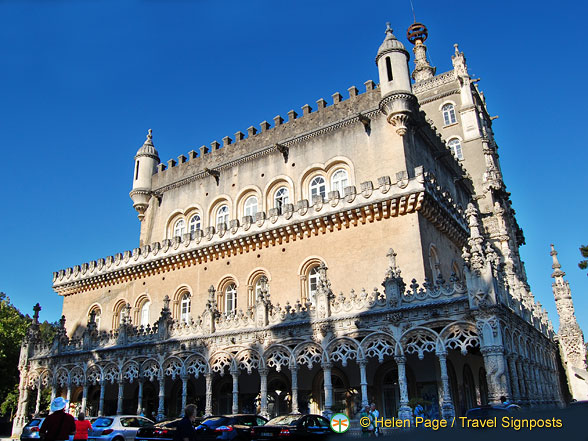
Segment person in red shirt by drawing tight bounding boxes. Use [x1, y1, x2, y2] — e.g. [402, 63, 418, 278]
[39, 397, 76, 441]
[74, 412, 93, 441]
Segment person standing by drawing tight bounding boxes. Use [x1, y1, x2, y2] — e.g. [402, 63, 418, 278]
[39, 398, 76, 441]
[173, 404, 197, 441]
[370, 403, 380, 437]
[359, 405, 373, 437]
[74, 412, 93, 441]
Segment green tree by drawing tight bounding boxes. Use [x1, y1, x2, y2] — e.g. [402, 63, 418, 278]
[579, 245, 588, 274]
[0, 293, 58, 418]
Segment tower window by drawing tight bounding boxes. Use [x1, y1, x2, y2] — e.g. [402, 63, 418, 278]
[225, 283, 237, 315]
[274, 187, 289, 215]
[189, 214, 201, 233]
[308, 266, 320, 305]
[385, 57, 393, 82]
[216, 205, 229, 226]
[140, 301, 150, 327]
[442, 104, 457, 125]
[309, 176, 326, 200]
[448, 138, 463, 160]
[180, 293, 191, 322]
[135, 161, 140, 180]
[173, 219, 186, 238]
[244, 196, 258, 217]
[330, 169, 349, 195]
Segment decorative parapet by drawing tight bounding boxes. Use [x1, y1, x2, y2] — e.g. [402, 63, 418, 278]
[53, 170, 468, 295]
[413, 70, 456, 95]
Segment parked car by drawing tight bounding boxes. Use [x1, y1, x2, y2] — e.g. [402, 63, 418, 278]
[196, 415, 268, 441]
[21, 418, 45, 441]
[135, 417, 205, 441]
[251, 414, 331, 441]
[88, 416, 154, 441]
[465, 404, 520, 421]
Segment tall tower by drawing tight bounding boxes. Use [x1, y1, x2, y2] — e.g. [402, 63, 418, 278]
[406, 22, 435, 82]
[130, 129, 160, 221]
[550, 244, 588, 400]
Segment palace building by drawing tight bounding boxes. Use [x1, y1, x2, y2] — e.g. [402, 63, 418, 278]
[13, 21, 577, 436]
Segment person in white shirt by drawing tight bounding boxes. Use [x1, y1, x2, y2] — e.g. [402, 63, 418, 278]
[370, 403, 380, 436]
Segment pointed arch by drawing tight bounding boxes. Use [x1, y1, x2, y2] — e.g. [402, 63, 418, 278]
[294, 341, 324, 369]
[326, 337, 363, 366]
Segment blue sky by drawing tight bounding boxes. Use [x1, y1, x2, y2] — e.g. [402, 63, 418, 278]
[1, 0, 586, 334]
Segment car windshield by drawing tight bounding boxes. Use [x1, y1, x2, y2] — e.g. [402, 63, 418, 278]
[266, 415, 301, 426]
[26, 419, 43, 427]
[93, 418, 114, 428]
[200, 417, 230, 428]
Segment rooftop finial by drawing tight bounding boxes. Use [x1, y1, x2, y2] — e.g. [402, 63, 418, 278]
[385, 22, 393, 34]
[550, 244, 565, 279]
[454, 43, 459, 55]
[146, 129, 153, 144]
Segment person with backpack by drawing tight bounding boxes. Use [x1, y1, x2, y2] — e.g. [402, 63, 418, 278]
[39, 398, 76, 441]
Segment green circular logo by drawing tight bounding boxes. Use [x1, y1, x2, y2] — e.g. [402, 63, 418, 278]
[330, 413, 350, 433]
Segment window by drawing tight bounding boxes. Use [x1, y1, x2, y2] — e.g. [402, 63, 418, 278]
[429, 245, 440, 281]
[330, 169, 349, 195]
[216, 205, 229, 226]
[140, 301, 150, 327]
[89, 307, 101, 330]
[225, 284, 237, 315]
[173, 219, 186, 238]
[308, 266, 320, 305]
[448, 138, 463, 160]
[254, 277, 269, 301]
[385, 56, 393, 82]
[180, 293, 191, 322]
[442, 103, 457, 126]
[135, 161, 140, 180]
[244, 196, 258, 217]
[274, 187, 289, 214]
[189, 214, 201, 233]
[309, 176, 326, 199]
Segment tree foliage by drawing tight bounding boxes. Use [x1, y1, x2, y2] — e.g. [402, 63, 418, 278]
[0, 293, 58, 418]
[579, 245, 588, 274]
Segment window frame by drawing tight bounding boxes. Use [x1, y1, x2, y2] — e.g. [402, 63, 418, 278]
[173, 219, 187, 238]
[180, 292, 191, 322]
[448, 138, 463, 160]
[216, 205, 230, 226]
[330, 169, 349, 195]
[225, 283, 237, 315]
[274, 187, 289, 214]
[244, 196, 258, 218]
[189, 214, 201, 233]
[309, 175, 327, 200]
[442, 103, 457, 126]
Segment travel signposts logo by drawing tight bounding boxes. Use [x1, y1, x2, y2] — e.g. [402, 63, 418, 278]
[330, 413, 350, 433]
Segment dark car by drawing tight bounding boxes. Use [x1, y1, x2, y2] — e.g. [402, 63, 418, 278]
[135, 417, 205, 441]
[251, 414, 331, 441]
[20, 418, 45, 441]
[465, 404, 520, 422]
[196, 415, 267, 441]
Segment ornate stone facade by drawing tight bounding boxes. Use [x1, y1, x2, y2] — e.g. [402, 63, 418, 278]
[12, 22, 567, 437]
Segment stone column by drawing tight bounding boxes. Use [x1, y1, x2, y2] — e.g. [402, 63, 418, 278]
[117, 379, 124, 415]
[358, 360, 369, 408]
[231, 368, 239, 415]
[204, 373, 213, 417]
[98, 380, 106, 416]
[35, 386, 42, 416]
[522, 361, 535, 405]
[18, 387, 30, 426]
[81, 383, 88, 414]
[507, 356, 520, 403]
[394, 355, 412, 421]
[290, 366, 299, 414]
[66, 384, 72, 403]
[51, 384, 57, 402]
[136, 380, 144, 415]
[516, 358, 527, 403]
[532, 363, 544, 403]
[259, 368, 269, 418]
[437, 352, 455, 419]
[157, 376, 165, 421]
[321, 362, 333, 418]
[480, 346, 510, 404]
[181, 374, 188, 416]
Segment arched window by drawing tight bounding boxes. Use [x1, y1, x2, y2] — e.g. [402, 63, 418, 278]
[330, 169, 349, 195]
[216, 205, 229, 226]
[225, 284, 237, 315]
[89, 306, 101, 330]
[173, 219, 186, 238]
[140, 301, 150, 327]
[308, 266, 320, 305]
[309, 176, 326, 199]
[442, 103, 457, 126]
[189, 214, 201, 233]
[180, 292, 191, 322]
[244, 196, 258, 217]
[429, 245, 440, 281]
[274, 187, 289, 214]
[448, 138, 463, 160]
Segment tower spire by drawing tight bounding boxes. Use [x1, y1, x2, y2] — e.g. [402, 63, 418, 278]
[549, 244, 588, 400]
[407, 22, 436, 82]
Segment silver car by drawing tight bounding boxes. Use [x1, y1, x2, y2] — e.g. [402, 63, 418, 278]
[89, 416, 154, 441]
[20, 418, 45, 441]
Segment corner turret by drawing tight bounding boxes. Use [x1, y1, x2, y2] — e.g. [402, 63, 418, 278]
[130, 129, 160, 220]
[376, 23, 416, 136]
